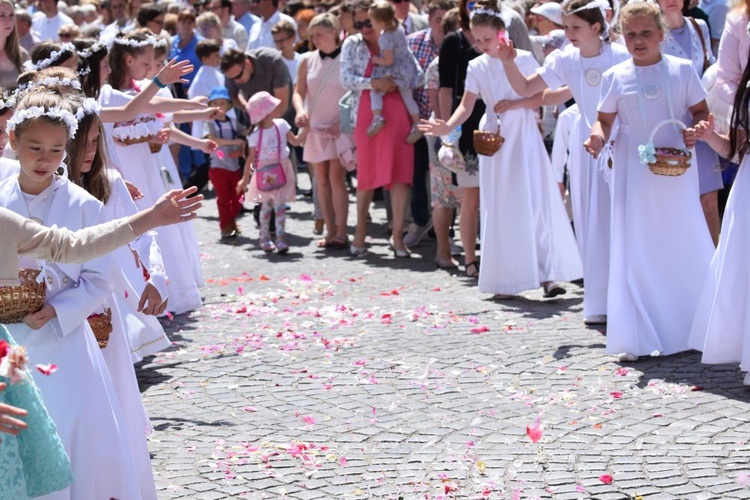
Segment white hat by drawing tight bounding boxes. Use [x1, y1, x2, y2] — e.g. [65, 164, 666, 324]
[531, 2, 563, 26]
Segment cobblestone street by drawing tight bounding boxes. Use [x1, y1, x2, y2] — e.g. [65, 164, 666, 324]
[139, 184, 750, 500]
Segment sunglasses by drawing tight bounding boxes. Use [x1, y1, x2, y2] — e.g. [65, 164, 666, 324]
[353, 18, 372, 30]
[391, 0, 408, 3]
[227, 63, 246, 81]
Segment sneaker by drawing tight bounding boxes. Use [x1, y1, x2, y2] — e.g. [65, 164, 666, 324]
[220, 227, 237, 239]
[406, 124, 424, 144]
[584, 314, 607, 325]
[367, 115, 386, 137]
[403, 220, 433, 247]
[276, 237, 289, 254]
[230, 220, 242, 236]
[260, 239, 276, 253]
[618, 353, 639, 362]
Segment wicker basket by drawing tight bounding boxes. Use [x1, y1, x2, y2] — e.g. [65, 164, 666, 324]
[646, 119, 692, 177]
[87, 308, 113, 349]
[149, 143, 163, 154]
[0, 269, 46, 324]
[118, 134, 155, 146]
[473, 115, 504, 156]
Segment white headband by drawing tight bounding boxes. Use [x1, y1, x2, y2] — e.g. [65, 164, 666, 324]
[565, 0, 610, 15]
[8, 106, 79, 138]
[75, 98, 102, 120]
[0, 92, 15, 111]
[470, 7, 504, 20]
[112, 35, 158, 49]
[22, 43, 76, 72]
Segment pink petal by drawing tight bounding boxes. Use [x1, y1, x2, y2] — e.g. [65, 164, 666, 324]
[526, 412, 543, 443]
[339, 456, 347, 467]
[737, 472, 750, 486]
[36, 363, 58, 376]
[599, 474, 613, 484]
[124, 289, 129, 299]
[610, 391, 623, 399]
[470, 326, 490, 334]
[301, 415, 316, 425]
[165, 311, 174, 320]
[243, 406, 256, 412]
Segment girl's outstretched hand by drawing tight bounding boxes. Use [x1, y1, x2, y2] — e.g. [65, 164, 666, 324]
[693, 113, 715, 141]
[418, 118, 450, 137]
[583, 134, 604, 159]
[497, 37, 516, 63]
[150, 187, 203, 225]
[156, 58, 195, 86]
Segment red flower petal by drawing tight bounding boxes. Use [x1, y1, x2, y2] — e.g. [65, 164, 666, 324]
[599, 474, 613, 484]
[36, 363, 58, 376]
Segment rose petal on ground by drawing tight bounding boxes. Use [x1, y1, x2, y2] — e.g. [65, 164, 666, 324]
[599, 474, 613, 484]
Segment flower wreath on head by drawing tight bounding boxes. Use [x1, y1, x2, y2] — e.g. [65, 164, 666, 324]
[564, 0, 611, 39]
[0, 91, 16, 111]
[22, 43, 76, 72]
[7, 106, 79, 138]
[112, 35, 158, 49]
[469, 6, 504, 20]
[17, 77, 83, 94]
[77, 39, 110, 60]
[75, 98, 102, 120]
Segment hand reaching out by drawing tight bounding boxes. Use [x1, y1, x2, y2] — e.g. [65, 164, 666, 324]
[125, 180, 143, 201]
[682, 126, 697, 148]
[418, 118, 451, 137]
[692, 113, 715, 141]
[139, 283, 167, 316]
[155, 58, 195, 86]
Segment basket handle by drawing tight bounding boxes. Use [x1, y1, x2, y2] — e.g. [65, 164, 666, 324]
[648, 118, 688, 145]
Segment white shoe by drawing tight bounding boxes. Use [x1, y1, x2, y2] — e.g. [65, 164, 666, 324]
[584, 314, 607, 325]
[403, 220, 433, 247]
[743, 373, 750, 386]
[618, 353, 639, 362]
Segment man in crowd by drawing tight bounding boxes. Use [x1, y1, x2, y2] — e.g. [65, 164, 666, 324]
[220, 47, 291, 116]
[16, 9, 40, 52]
[31, 0, 74, 41]
[391, 0, 427, 34]
[231, 0, 260, 34]
[207, 0, 248, 49]
[246, 0, 297, 49]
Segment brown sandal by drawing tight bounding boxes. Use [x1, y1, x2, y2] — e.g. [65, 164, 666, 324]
[465, 261, 479, 278]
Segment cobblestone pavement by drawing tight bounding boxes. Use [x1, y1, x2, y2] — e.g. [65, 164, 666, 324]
[139, 181, 750, 500]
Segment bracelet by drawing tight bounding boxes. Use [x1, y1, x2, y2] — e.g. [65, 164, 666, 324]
[592, 133, 605, 146]
[152, 76, 166, 88]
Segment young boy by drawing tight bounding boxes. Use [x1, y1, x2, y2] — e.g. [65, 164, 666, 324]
[204, 86, 247, 239]
[188, 39, 225, 143]
[271, 20, 300, 84]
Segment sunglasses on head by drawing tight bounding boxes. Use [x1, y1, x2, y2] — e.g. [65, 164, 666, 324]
[391, 0, 408, 3]
[353, 18, 372, 30]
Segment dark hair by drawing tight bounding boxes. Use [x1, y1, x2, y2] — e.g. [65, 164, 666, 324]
[442, 6, 460, 34]
[271, 19, 296, 37]
[177, 8, 196, 23]
[219, 0, 231, 11]
[729, 51, 750, 160]
[30, 42, 76, 69]
[220, 48, 247, 72]
[428, 0, 456, 17]
[196, 39, 221, 60]
[562, 0, 606, 36]
[109, 30, 153, 89]
[66, 109, 111, 204]
[468, 0, 506, 31]
[73, 38, 109, 99]
[137, 2, 166, 26]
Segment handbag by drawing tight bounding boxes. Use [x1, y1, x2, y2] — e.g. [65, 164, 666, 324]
[254, 124, 287, 192]
[335, 132, 357, 171]
[688, 17, 711, 74]
[339, 91, 354, 135]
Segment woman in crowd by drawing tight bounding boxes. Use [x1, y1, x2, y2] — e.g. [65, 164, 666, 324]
[0, 0, 28, 89]
[340, 0, 414, 257]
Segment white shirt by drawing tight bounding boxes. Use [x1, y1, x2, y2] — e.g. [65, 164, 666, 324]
[283, 52, 300, 84]
[31, 11, 73, 42]
[187, 65, 226, 144]
[246, 10, 297, 50]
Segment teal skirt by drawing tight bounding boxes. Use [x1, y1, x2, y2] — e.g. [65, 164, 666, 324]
[0, 325, 74, 498]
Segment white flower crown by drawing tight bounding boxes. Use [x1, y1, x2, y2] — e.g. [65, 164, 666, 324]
[112, 35, 158, 49]
[77, 65, 92, 77]
[8, 106, 79, 138]
[77, 40, 110, 60]
[75, 98, 102, 120]
[565, 0, 610, 15]
[22, 43, 76, 72]
[0, 92, 15, 111]
[470, 7, 504, 20]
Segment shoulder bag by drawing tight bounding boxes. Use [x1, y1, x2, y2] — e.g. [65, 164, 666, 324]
[254, 124, 287, 191]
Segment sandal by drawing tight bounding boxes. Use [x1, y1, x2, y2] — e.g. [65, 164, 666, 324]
[465, 261, 479, 278]
[349, 244, 368, 257]
[325, 235, 349, 250]
[435, 257, 459, 270]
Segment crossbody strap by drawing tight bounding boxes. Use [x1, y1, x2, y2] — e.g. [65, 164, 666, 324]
[688, 17, 710, 72]
[305, 53, 337, 118]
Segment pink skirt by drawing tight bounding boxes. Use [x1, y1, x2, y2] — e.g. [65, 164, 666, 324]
[247, 158, 296, 204]
[354, 90, 414, 190]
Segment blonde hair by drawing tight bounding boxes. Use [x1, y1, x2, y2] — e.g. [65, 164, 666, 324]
[308, 13, 340, 45]
[618, 1, 666, 34]
[368, 1, 398, 31]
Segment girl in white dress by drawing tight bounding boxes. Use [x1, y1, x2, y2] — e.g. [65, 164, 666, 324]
[420, 2, 582, 298]
[687, 52, 750, 385]
[584, 2, 714, 361]
[498, 0, 630, 324]
[1, 90, 142, 499]
[65, 100, 160, 499]
[100, 31, 204, 314]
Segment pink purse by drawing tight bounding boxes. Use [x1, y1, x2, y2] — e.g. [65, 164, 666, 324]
[255, 124, 287, 192]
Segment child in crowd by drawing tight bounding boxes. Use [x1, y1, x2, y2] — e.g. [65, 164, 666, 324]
[273, 20, 301, 85]
[205, 86, 247, 239]
[238, 91, 300, 254]
[583, 2, 714, 361]
[367, 0, 423, 143]
[188, 39, 226, 143]
[420, 1, 582, 299]
[688, 49, 750, 384]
